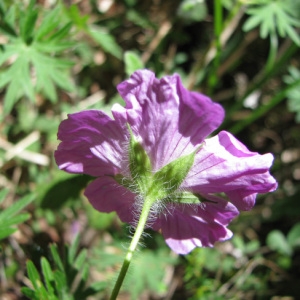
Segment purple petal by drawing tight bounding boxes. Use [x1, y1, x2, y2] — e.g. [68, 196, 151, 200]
[55, 110, 128, 177]
[85, 176, 136, 223]
[152, 196, 239, 254]
[183, 131, 277, 210]
[113, 69, 224, 171]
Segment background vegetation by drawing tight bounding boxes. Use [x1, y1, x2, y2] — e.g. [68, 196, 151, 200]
[1, 0, 300, 299]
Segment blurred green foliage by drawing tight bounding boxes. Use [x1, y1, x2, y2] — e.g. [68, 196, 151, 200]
[1, 0, 300, 299]
[243, 0, 300, 45]
[0, 189, 33, 240]
[22, 235, 105, 299]
[92, 237, 178, 299]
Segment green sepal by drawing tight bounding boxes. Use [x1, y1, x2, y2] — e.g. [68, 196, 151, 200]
[123, 125, 199, 206]
[127, 125, 152, 193]
[171, 191, 219, 205]
[171, 191, 203, 204]
[148, 150, 196, 200]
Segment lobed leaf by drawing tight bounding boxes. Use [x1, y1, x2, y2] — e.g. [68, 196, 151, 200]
[19, 0, 38, 44]
[88, 25, 123, 59]
[35, 6, 62, 41]
[243, 1, 300, 45]
[0, 194, 34, 221]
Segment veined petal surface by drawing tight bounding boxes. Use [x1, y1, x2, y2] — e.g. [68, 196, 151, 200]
[113, 70, 225, 171]
[182, 131, 278, 210]
[55, 110, 128, 177]
[152, 195, 239, 254]
[85, 176, 136, 223]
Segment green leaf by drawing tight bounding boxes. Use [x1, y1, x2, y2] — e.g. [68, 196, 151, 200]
[21, 287, 36, 299]
[177, 0, 208, 23]
[0, 1, 6, 17]
[41, 257, 55, 295]
[1, 213, 31, 227]
[243, 1, 300, 45]
[35, 6, 62, 41]
[66, 4, 89, 29]
[124, 51, 144, 76]
[126, 9, 155, 29]
[53, 271, 67, 295]
[34, 41, 75, 53]
[243, 9, 263, 32]
[88, 25, 122, 59]
[48, 22, 73, 42]
[19, 0, 38, 44]
[26, 260, 42, 290]
[50, 244, 64, 272]
[0, 228, 16, 240]
[0, 193, 33, 240]
[0, 194, 33, 220]
[266, 230, 292, 256]
[74, 249, 87, 270]
[2, 50, 35, 113]
[22, 238, 97, 300]
[68, 234, 80, 265]
[30, 51, 74, 103]
[0, 2, 75, 113]
[287, 223, 300, 248]
[0, 44, 19, 66]
[0, 3, 18, 37]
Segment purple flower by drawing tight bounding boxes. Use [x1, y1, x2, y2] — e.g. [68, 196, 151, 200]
[55, 70, 277, 255]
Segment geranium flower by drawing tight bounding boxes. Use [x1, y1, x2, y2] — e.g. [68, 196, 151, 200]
[55, 70, 277, 255]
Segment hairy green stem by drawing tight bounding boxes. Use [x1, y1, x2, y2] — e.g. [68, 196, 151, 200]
[109, 198, 153, 300]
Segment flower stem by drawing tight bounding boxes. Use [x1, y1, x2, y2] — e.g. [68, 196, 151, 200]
[109, 198, 153, 300]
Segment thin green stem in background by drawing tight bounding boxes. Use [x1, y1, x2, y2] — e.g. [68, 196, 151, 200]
[208, 0, 223, 94]
[221, 41, 298, 129]
[229, 77, 300, 134]
[109, 198, 153, 300]
[187, 1, 243, 90]
[265, 33, 278, 74]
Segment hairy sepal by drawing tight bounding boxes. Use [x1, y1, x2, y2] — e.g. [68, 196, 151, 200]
[126, 124, 197, 207]
[127, 125, 152, 193]
[147, 150, 196, 201]
[170, 191, 203, 204]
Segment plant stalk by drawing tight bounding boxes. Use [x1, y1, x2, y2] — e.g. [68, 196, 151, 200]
[109, 198, 153, 300]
